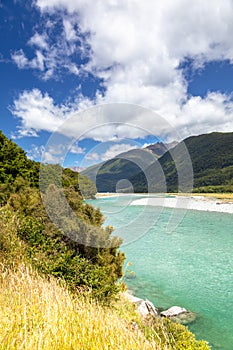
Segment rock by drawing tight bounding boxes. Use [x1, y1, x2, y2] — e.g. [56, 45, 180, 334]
[124, 292, 158, 317]
[160, 306, 187, 317]
[137, 299, 158, 317]
[137, 301, 151, 317]
[170, 311, 197, 325]
[124, 293, 143, 304]
[160, 306, 197, 325]
[144, 299, 158, 316]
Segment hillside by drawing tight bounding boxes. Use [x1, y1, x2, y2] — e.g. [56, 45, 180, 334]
[0, 130, 124, 301]
[131, 132, 233, 193]
[0, 130, 210, 349]
[81, 142, 175, 192]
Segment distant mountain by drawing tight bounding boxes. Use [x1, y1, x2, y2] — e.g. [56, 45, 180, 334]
[131, 132, 233, 193]
[145, 141, 178, 155]
[69, 166, 86, 172]
[81, 142, 176, 192]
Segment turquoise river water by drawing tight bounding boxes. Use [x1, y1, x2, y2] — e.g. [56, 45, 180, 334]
[87, 195, 233, 350]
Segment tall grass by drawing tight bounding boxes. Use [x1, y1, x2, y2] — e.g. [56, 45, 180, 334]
[0, 264, 157, 350]
[0, 208, 209, 350]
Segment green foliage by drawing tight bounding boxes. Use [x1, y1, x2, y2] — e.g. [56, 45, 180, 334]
[0, 131, 39, 203]
[131, 132, 233, 193]
[81, 148, 158, 192]
[40, 163, 97, 198]
[0, 130, 211, 347]
[0, 131, 96, 202]
[143, 316, 210, 350]
[6, 184, 125, 302]
[0, 130, 124, 302]
[78, 173, 97, 198]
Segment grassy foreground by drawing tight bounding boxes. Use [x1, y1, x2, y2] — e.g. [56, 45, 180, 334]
[0, 262, 210, 350]
[0, 264, 154, 350]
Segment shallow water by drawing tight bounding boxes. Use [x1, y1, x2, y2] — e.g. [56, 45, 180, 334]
[87, 195, 233, 350]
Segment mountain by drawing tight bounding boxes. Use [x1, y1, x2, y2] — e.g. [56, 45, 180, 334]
[69, 166, 86, 172]
[131, 132, 233, 193]
[81, 142, 176, 192]
[145, 141, 178, 155]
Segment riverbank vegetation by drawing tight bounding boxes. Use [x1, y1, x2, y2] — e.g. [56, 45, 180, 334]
[0, 130, 210, 349]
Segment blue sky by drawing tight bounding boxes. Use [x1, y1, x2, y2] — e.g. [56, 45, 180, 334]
[1, 0, 233, 167]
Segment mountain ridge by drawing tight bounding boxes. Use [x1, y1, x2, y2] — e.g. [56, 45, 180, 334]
[81, 141, 176, 192]
[131, 132, 233, 193]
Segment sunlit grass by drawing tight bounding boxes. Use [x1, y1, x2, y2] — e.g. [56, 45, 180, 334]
[0, 264, 157, 350]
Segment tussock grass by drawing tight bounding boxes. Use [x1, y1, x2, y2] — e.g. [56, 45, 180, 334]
[0, 209, 210, 350]
[0, 264, 157, 350]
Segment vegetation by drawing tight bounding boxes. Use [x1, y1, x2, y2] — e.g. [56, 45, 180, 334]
[0, 130, 210, 349]
[0, 263, 209, 350]
[131, 132, 233, 193]
[81, 148, 159, 192]
[0, 130, 97, 202]
[0, 130, 123, 302]
[0, 264, 153, 350]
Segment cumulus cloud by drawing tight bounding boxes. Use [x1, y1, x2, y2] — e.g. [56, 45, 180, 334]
[12, 88, 233, 143]
[11, 0, 233, 140]
[11, 89, 67, 136]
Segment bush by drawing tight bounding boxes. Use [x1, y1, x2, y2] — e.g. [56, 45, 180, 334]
[6, 185, 125, 302]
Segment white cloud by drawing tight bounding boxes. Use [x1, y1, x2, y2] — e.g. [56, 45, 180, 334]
[11, 0, 233, 140]
[177, 92, 233, 137]
[101, 144, 138, 161]
[85, 152, 99, 161]
[12, 49, 46, 72]
[26, 145, 45, 160]
[12, 88, 233, 143]
[12, 50, 29, 69]
[63, 19, 77, 42]
[29, 33, 49, 50]
[70, 144, 85, 154]
[11, 89, 68, 136]
[12, 18, 84, 79]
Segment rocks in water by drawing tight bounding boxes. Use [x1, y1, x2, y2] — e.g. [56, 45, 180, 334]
[160, 306, 187, 317]
[160, 306, 197, 325]
[137, 299, 158, 317]
[170, 311, 197, 325]
[124, 293, 196, 325]
[124, 292, 158, 317]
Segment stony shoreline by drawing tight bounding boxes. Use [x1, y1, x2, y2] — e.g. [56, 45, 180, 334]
[130, 195, 233, 214]
[124, 291, 197, 325]
[95, 192, 233, 214]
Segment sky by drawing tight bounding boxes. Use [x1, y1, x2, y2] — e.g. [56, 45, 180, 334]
[1, 0, 233, 168]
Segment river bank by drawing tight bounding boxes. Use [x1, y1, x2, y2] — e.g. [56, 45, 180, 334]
[96, 192, 233, 214]
[88, 195, 233, 349]
[130, 195, 233, 214]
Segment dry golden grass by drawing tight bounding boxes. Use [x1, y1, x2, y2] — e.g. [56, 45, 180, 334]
[0, 264, 158, 350]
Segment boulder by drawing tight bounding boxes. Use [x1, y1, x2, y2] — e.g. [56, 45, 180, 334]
[137, 299, 158, 317]
[124, 292, 158, 317]
[160, 306, 187, 317]
[170, 311, 197, 325]
[160, 306, 197, 325]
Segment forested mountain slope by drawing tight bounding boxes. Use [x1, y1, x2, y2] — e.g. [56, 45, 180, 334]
[131, 132, 233, 193]
[81, 142, 176, 192]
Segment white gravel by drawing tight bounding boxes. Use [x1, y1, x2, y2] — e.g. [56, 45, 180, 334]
[130, 195, 233, 214]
